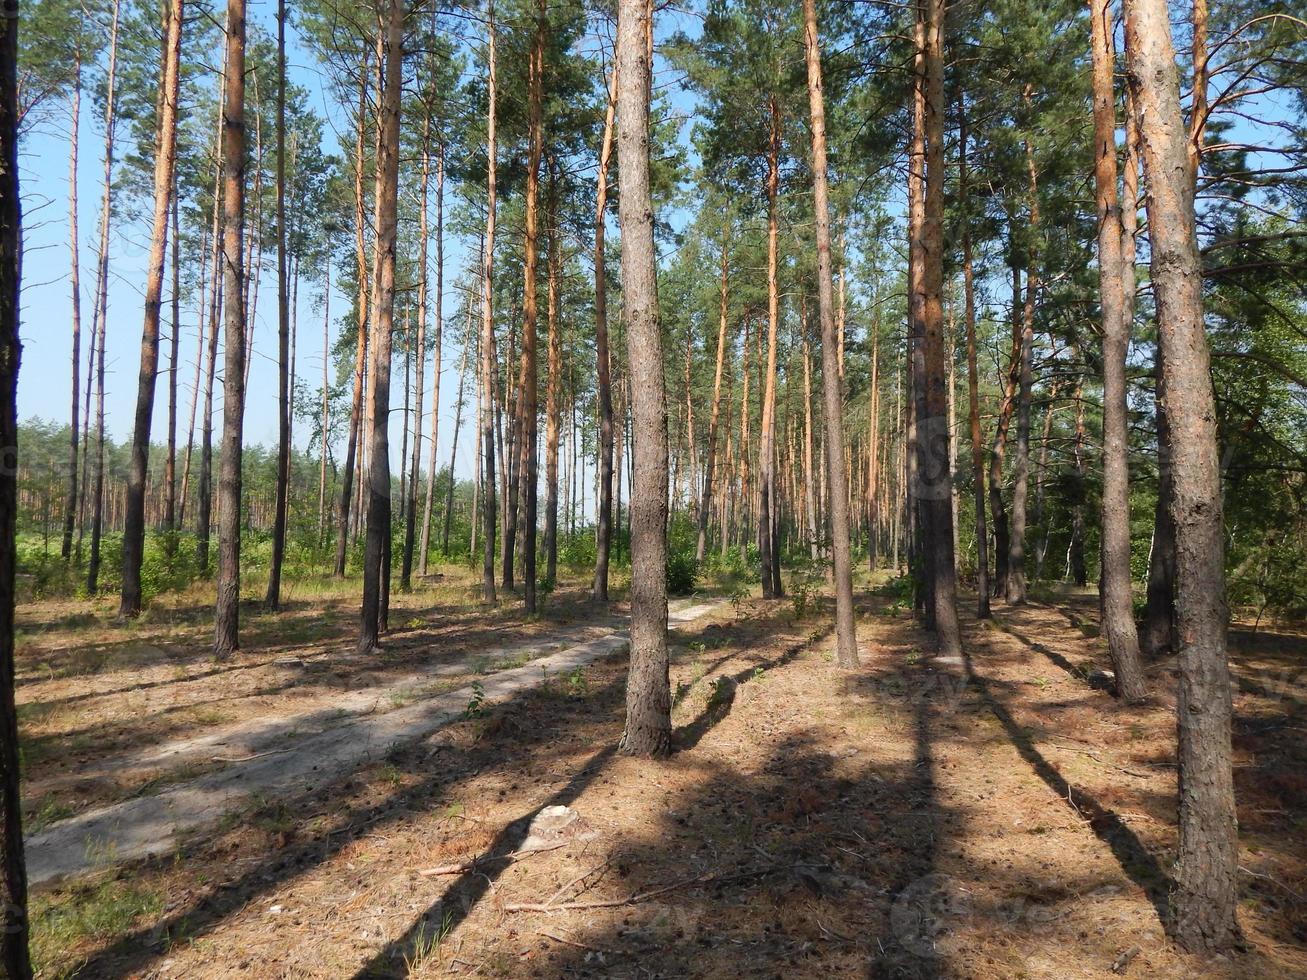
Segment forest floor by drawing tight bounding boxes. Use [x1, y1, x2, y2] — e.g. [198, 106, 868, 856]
[13, 569, 1307, 979]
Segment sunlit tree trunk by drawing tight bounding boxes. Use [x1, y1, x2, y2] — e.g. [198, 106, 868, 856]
[591, 65, 616, 597]
[1124, 0, 1239, 949]
[917, 0, 962, 653]
[442, 325, 471, 555]
[696, 234, 729, 565]
[86, 0, 121, 595]
[60, 48, 83, 562]
[265, 0, 291, 610]
[519, 3, 544, 613]
[1089, 0, 1147, 700]
[405, 108, 432, 590]
[480, 0, 499, 603]
[803, 0, 858, 664]
[419, 143, 445, 576]
[616, 0, 670, 757]
[164, 189, 180, 558]
[359, 0, 402, 651]
[335, 65, 371, 577]
[214, 0, 247, 658]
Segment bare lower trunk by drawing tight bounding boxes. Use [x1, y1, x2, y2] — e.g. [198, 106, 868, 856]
[0, 0, 30, 966]
[803, 0, 858, 665]
[419, 145, 445, 576]
[1124, 0, 1239, 949]
[917, 0, 961, 654]
[214, 0, 247, 659]
[592, 66, 616, 599]
[359, 0, 402, 652]
[616, 0, 670, 757]
[1089, 0, 1147, 700]
[266, 0, 290, 610]
[61, 55, 83, 562]
[480, 2, 499, 604]
[958, 106, 988, 617]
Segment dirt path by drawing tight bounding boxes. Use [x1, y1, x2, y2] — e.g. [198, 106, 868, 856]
[25, 595, 1307, 979]
[24, 599, 723, 886]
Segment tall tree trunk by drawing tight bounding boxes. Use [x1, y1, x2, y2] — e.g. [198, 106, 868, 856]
[419, 143, 445, 576]
[696, 233, 729, 565]
[0, 0, 29, 966]
[214, 0, 247, 658]
[442, 325, 471, 555]
[801, 332, 818, 560]
[803, 0, 858, 665]
[480, 0, 499, 604]
[866, 309, 880, 571]
[335, 65, 371, 577]
[616, 0, 670, 757]
[591, 64, 617, 599]
[60, 49, 82, 562]
[958, 105, 988, 617]
[758, 95, 783, 599]
[121, 0, 183, 617]
[1089, 0, 1147, 700]
[317, 251, 331, 543]
[196, 222, 221, 573]
[405, 110, 432, 590]
[86, 0, 121, 595]
[1124, 0, 1239, 948]
[265, 0, 290, 610]
[917, 0, 961, 653]
[360, 0, 402, 651]
[1006, 124, 1039, 606]
[519, 3, 544, 613]
[907, 5, 928, 621]
[989, 260, 1021, 599]
[164, 188, 180, 558]
[1069, 376, 1088, 586]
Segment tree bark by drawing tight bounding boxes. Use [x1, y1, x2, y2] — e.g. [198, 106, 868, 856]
[419, 143, 445, 576]
[86, 0, 121, 595]
[989, 259, 1022, 599]
[591, 64, 616, 598]
[917, 0, 962, 654]
[1124, 0, 1240, 950]
[803, 0, 858, 666]
[958, 104, 989, 617]
[214, 0, 247, 658]
[0, 0, 30, 966]
[696, 232, 729, 565]
[480, 0, 499, 604]
[615, 0, 670, 757]
[758, 96, 783, 599]
[164, 187, 180, 560]
[359, 0, 402, 651]
[265, 0, 291, 610]
[1089, 0, 1148, 701]
[405, 109, 433, 590]
[519, 3, 544, 613]
[60, 49, 82, 562]
[335, 65, 371, 578]
[1006, 123, 1039, 606]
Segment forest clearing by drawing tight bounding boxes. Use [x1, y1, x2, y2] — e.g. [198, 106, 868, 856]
[0, 0, 1305, 973]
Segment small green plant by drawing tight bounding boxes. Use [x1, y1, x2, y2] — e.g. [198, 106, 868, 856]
[707, 676, 734, 710]
[667, 549, 698, 596]
[463, 680, 487, 719]
[404, 909, 456, 971]
[751, 666, 766, 683]
[566, 665, 589, 697]
[790, 578, 818, 622]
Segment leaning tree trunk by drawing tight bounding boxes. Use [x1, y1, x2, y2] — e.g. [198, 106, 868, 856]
[802, 0, 858, 667]
[917, 0, 962, 655]
[591, 64, 617, 600]
[214, 0, 247, 659]
[359, 0, 402, 652]
[0, 0, 29, 968]
[615, 0, 670, 758]
[1124, 0, 1240, 950]
[1088, 0, 1148, 701]
[265, 0, 290, 611]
